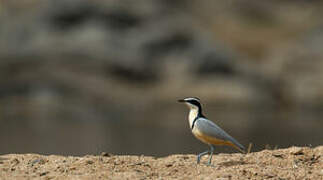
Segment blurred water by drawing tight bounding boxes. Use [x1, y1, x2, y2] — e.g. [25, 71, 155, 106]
[1, 100, 322, 156]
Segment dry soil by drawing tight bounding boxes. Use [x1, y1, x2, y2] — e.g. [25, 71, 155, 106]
[0, 146, 322, 180]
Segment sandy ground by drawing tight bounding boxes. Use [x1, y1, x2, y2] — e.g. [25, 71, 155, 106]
[0, 146, 322, 180]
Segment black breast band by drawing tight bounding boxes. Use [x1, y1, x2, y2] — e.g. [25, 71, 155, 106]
[191, 117, 199, 129]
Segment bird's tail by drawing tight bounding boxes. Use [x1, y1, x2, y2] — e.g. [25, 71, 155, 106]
[231, 142, 246, 153]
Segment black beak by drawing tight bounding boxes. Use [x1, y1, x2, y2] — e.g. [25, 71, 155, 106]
[178, 99, 185, 103]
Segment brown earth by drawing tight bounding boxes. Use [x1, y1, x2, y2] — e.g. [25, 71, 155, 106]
[0, 146, 322, 180]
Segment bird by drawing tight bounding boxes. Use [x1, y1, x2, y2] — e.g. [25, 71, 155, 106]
[178, 97, 245, 165]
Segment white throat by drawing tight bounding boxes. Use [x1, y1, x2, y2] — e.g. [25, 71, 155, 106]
[188, 107, 199, 128]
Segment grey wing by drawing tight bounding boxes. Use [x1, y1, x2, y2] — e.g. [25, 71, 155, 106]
[195, 118, 245, 151]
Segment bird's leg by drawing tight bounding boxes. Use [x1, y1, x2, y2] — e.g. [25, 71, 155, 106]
[197, 150, 209, 164]
[207, 145, 215, 165]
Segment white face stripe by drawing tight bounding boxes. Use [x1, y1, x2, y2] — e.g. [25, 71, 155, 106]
[184, 97, 200, 102]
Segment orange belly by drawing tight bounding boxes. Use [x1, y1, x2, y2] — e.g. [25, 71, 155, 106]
[193, 129, 237, 149]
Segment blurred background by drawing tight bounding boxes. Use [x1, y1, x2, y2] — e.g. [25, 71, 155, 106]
[0, 0, 322, 156]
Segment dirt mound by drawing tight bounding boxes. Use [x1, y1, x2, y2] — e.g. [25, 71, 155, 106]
[0, 146, 322, 179]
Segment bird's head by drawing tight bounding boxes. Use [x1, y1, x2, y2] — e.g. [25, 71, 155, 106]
[178, 97, 202, 110]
